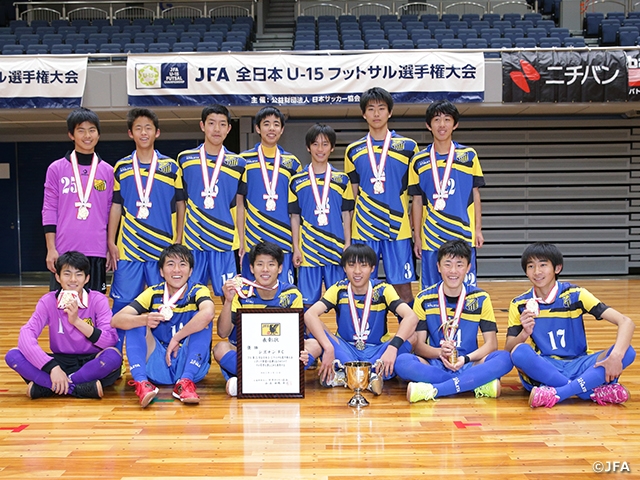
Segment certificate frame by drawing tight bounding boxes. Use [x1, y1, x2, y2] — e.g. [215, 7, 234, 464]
[236, 308, 305, 399]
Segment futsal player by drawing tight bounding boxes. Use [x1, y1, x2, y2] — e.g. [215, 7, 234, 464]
[344, 87, 419, 304]
[394, 240, 513, 402]
[506, 242, 636, 408]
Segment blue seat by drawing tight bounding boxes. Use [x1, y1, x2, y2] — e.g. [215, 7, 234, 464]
[514, 37, 537, 48]
[30, 20, 50, 29]
[382, 21, 402, 33]
[480, 28, 501, 42]
[123, 25, 143, 36]
[101, 26, 121, 37]
[64, 33, 86, 50]
[42, 34, 63, 50]
[202, 32, 224, 45]
[465, 37, 488, 49]
[296, 23, 316, 32]
[457, 29, 478, 44]
[549, 27, 570, 40]
[174, 18, 193, 28]
[71, 19, 90, 28]
[88, 33, 109, 46]
[145, 25, 165, 36]
[294, 39, 316, 50]
[113, 19, 131, 30]
[482, 13, 501, 26]
[148, 42, 171, 53]
[420, 14, 439, 25]
[298, 15, 315, 25]
[367, 38, 389, 49]
[180, 32, 202, 44]
[172, 41, 195, 52]
[166, 24, 186, 36]
[440, 38, 464, 48]
[492, 20, 512, 35]
[461, 13, 480, 27]
[14, 26, 34, 37]
[99, 43, 122, 54]
[36, 26, 55, 39]
[58, 26, 78, 38]
[405, 21, 424, 34]
[0, 34, 16, 48]
[564, 36, 586, 47]
[342, 39, 364, 49]
[503, 13, 521, 27]
[92, 19, 110, 30]
[361, 21, 381, 31]
[19, 34, 40, 48]
[427, 21, 446, 33]
[450, 21, 468, 35]
[220, 41, 243, 51]
[441, 14, 459, 27]
[158, 32, 179, 47]
[75, 43, 97, 54]
[585, 12, 604, 36]
[3, 44, 24, 54]
[416, 38, 439, 49]
[526, 27, 548, 43]
[471, 21, 490, 32]
[235, 17, 254, 28]
[214, 17, 234, 27]
[504, 27, 524, 44]
[318, 30, 338, 40]
[411, 29, 432, 43]
[134, 33, 155, 48]
[388, 30, 409, 42]
[26, 44, 48, 54]
[338, 15, 357, 25]
[490, 37, 513, 48]
[537, 20, 555, 33]
[515, 20, 534, 31]
[619, 26, 639, 45]
[112, 33, 133, 46]
[79, 26, 99, 36]
[9, 20, 28, 33]
[359, 14, 378, 25]
[600, 19, 621, 45]
[132, 18, 151, 28]
[364, 30, 385, 42]
[607, 11, 626, 22]
[50, 43, 73, 54]
[153, 18, 172, 29]
[434, 30, 455, 44]
[400, 14, 419, 26]
[391, 38, 414, 49]
[318, 39, 340, 49]
[380, 14, 398, 26]
[539, 37, 562, 48]
[523, 13, 543, 26]
[123, 42, 146, 53]
[51, 19, 69, 31]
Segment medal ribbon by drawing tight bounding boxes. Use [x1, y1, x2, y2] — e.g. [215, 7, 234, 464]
[232, 275, 279, 299]
[429, 142, 456, 204]
[366, 131, 391, 189]
[257, 146, 281, 205]
[161, 283, 187, 313]
[132, 150, 159, 214]
[533, 281, 559, 304]
[438, 282, 466, 342]
[308, 164, 332, 221]
[70, 151, 99, 212]
[199, 144, 225, 200]
[348, 282, 372, 345]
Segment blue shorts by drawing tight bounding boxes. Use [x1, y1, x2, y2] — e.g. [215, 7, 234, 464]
[355, 239, 415, 284]
[421, 247, 477, 290]
[191, 249, 237, 297]
[298, 264, 345, 305]
[426, 357, 475, 375]
[146, 336, 211, 385]
[110, 260, 162, 304]
[241, 251, 294, 285]
[518, 352, 601, 392]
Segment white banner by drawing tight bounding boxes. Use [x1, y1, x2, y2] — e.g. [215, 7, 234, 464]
[0, 56, 87, 108]
[127, 51, 484, 107]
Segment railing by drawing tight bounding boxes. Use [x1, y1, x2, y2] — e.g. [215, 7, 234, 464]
[581, 0, 632, 13]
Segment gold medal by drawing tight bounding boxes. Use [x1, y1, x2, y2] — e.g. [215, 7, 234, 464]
[159, 305, 173, 321]
[232, 275, 244, 290]
[355, 339, 366, 351]
[77, 205, 89, 220]
[434, 197, 446, 211]
[137, 205, 149, 219]
[266, 198, 276, 211]
[204, 195, 214, 209]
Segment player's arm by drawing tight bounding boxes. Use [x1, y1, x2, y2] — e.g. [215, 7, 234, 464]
[304, 300, 336, 383]
[595, 307, 635, 382]
[42, 167, 60, 274]
[45, 232, 58, 273]
[175, 200, 186, 244]
[290, 213, 303, 267]
[111, 305, 164, 330]
[413, 330, 441, 360]
[504, 302, 534, 352]
[107, 202, 122, 270]
[236, 194, 246, 260]
[411, 194, 423, 259]
[342, 210, 352, 248]
[473, 187, 484, 248]
[217, 280, 238, 338]
[378, 302, 418, 377]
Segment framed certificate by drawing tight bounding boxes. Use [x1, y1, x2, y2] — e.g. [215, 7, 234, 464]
[237, 308, 305, 399]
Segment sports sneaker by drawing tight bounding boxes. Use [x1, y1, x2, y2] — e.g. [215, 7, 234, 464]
[226, 377, 237, 397]
[173, 378, 200, 404]
[474, 379, 502, 398]
[319, 369, 346, 388]
[128, 379, 158, 408]
[406, 382, 438, 403]
[591, 383, 629, 406]
[26, 381, 54, 400]
[368, 373, 383, 396]
[71, 380, 104, 399]
[529, 385, 559, 408]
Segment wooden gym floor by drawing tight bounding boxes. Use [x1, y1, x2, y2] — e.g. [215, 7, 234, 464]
[0, 279, 638, 479]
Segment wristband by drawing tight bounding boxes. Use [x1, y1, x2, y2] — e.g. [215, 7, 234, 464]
[389, 336, 404, 349]
[463, 355, 471, 365]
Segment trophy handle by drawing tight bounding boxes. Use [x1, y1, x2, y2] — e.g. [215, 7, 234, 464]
[333, 359, 344, 370]
[373, 358, 383, 372]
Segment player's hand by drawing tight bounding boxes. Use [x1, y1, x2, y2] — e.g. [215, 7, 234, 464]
[238, 246, 245, 263]
[147, 312, 164, 329]
[595, 353, 624, 383]
[299, 349, 309, 366]
[377, 346, 398, 378]
[46, 248, 59, 274]
[49, 366, 71, 395]
[439, 340, 456, 358]
[318, 350, 336, 384]
[475, 228, 484, 248]
[222, 280, 238, 303]
[520, 310, 536, 336]
[292, 249, 303, 268]
[166, 338, 180, 366]
[64, 300, 80, 325]
[413, 238, 422, 260]
[107, 242, 119, 271]
[441, 353, 464, 372]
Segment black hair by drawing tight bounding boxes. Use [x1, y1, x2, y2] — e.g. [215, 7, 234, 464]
[249, 241, 284, 266]
[520, 242, 564, 277]
[425, 100, 460, 126]
[255, 106, 286, 128]
[341, 244, 378, 268]
[201, 104, 231, 123]
[437, 240, 472, 264]
[159, 244, 194, 270]
[56, 250, 90, 276]
[66, 107, 101, 135]
[305, 123, 336, 149]
[359, 87, 393, 114]
[127, 108, 159, 131]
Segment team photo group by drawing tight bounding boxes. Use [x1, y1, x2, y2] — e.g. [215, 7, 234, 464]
[4, 86, 636, 410]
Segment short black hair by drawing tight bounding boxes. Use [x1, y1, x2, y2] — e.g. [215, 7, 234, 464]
[127, 107, 159, 131]
[341, 244, 378, 268]
[305, 123, 336, 149]
[159, 244, 194, 270]
[359, 87, 393, 114]
[521, 242, 564, 276]
[249, 241, 284, 266]
[201, 104, 231, 123]
[437, 240, 472, 264]
[255, 107, 285, 128]
[67, 108, 100, 135]
[56, 251, 90, 276]
[425, 100, 460, 126]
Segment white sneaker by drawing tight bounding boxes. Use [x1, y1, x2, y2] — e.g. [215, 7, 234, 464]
[226, 377, 237, 397]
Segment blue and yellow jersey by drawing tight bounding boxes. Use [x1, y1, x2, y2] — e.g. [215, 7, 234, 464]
[508, 282, 609, 359]
[239, 144, 301, 253]
[414, 282, 497, 356]
[178, 145, 246, 252]
[130, 280, 213, 346]
[113, 151, 185, 262]
[320, 279, 402, 345]
[288, 166, 354, 267]
[409, 141, 485, 250]
[344, 131, 418, 242]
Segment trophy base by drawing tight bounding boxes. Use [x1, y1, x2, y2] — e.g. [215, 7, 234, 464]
[347, 391, 369, 408]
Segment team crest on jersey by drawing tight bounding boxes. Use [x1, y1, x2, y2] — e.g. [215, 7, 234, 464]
[82, 317, 94, 327]
[560, 292, 572, 308]
[372, 286, 382, 302]
[331, 173, 342, 184]
[391, 139, 405, 151]
[455, 152, 470, 164]
[158, 160, 173, 173]
[225, 157, 239, 167]
[93, 179, 107, 191]
[279, 294, 293, 308]
[465, 297, 478, 312]
[281, 157, 293, 169]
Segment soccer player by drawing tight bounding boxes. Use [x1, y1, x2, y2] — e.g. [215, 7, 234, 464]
[5, 251, 122, 399]
[43, 108, 113, 293]
[111, 244, 215, 407]
[177, 105, 246, 296]
[213, 241, 316, 397]
[238, 107, 302, 284]
[289, 124, 354, 307]
[505, 242, 636, 408]
[344, 87, 419, 304]
[108, 108, 186, 316]
[304, 244, 418, 395]
[410, 100, 485, 290]
[394, 240, 513, 403]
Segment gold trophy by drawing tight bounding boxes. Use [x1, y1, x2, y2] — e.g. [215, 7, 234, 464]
[440, 318, 459, 365]
[345, 361, 372, 408]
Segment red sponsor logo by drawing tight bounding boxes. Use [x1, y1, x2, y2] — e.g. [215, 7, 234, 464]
[509, 59, 541, 93]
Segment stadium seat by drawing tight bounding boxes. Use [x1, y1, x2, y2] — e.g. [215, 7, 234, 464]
[564, 37, 586, 47]
[461, 13, 480, 27]
[3, 44, 24, 54]
[440, 38, 464, 49]
[600, 19, 621, 45]
[539, 37, 562, 48]
[294, 39, 316, 50]
[342, 39, 365, 50]
[148, 42, 171, 53]
[318, 39, 340, 50]
[158, 32, 179, 47]
[504, 28, 525, 44]
[526, 27, 548, 43]
[79, 26, 99, 37]
[415, 38, 439, 49]
[503, 13, 522, 26]
[523, 13, 543, 26]
[26, 44, 48, 54]
[480, 28, 501, 42]
[36, 26, 55, 39]
[122, 42, 146, 53]
[619, 26, 639, 45]
[99, 43, 122, 54]
[366, 38, 390, 49]
[50, 43, 72, 54]
[471, 21, 490, 32]
[19, 34, 40, 49]
[441, 14, 459, 27]
[482, 13, 501, 26]
[450, 21, 469, 35]
[42, 34, 63, 50]
[457, 29, 478, 45]
[492, 20, 512, 35]
[172, 41, 195, 52]
[112, 33, 133, 46]
[515, 37, 537, 48]
[465, 38, 488, 49]
[220, 41, 243, 51]
[75, 43, 97, 54]
[585, 12, 604, 37]
[490, 37, 513, 48]
[180, 32, 202, 44]
[537, 20, 555, 33]
[133, 33, 155, 48]
[391, 39, 414, 49]
[64, 33, 86, 50]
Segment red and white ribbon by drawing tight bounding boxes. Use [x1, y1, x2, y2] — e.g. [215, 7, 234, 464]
[159, 283, 187, 320]
[70, 151, 99, 220]
[526, 281, 559, 316]
[367, 131, 391, 195]
[231, 275, 279, 299]
[199, 145, 225, 210]
[348, 282, 372, 347]
[308, 164, 332, 226]
[430, 142, 456, 211]
[132, 150, 158, 219]
[438, 282, 466, 342]
[257, 146, 281, 211]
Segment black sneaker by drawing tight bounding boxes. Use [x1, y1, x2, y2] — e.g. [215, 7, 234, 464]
[26, 381, 54, 399]
[71, 380, 104, 399]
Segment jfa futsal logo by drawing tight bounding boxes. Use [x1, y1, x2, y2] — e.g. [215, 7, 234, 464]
[509, 59, 541, 93]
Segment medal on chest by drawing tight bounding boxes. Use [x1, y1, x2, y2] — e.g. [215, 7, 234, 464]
[430, 143, 456, 212]
[258, 146, 281, 212]
[367, 131, 391, 195]
[348, 282, 372, 350]
[526, 282, 559, 317]
[70, 152, 99, 221]
[200, 145, 225, 210]
[132, 150, 158, 220]
[159, 283, 187, 321]
[309, 165, 332, 227]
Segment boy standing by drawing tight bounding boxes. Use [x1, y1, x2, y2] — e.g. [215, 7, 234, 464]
[238, 107, 301, 284]
[108, 108, 186, 316]
[43, 108, 113, 293]
[506, 242, 635, 408]
[410, 100, 485, 290]
[289, 124, 354, 307]
[5, 251, 122, 399]
[394, 240, 513, 403]
[304, 244, 418, 395]
[344, 87, 419, 304]
[177, 105, 246, 296]
[111, 244, 215, 407]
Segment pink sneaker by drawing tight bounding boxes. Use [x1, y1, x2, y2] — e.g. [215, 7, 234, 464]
[591, 384, 629, 406]
[529, 386, 559, 408]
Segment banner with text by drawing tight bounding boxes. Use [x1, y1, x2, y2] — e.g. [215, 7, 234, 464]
[127, 51, 484, 107]
[0, 56, 87, 108]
